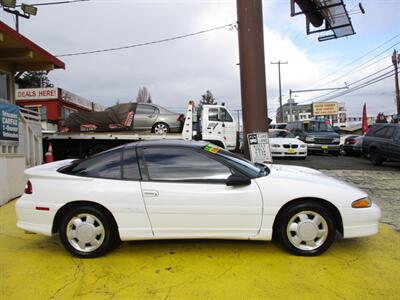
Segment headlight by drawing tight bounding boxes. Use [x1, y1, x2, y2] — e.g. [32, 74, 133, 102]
[352, 197, 371, 208]
[271, 144, 281, 148]
[300, 144, 306, 148]
[305, 136, 315, 142]
[334, 137, 340, 143]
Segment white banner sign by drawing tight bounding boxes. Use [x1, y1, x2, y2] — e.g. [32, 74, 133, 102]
[247, 132, 273, 164]
[16, 88, 58, 100]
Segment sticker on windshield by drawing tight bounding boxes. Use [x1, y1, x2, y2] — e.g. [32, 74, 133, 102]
[203, 145, 220, 153]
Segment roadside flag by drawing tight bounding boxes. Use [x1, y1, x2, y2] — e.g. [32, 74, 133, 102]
[362, 103, 368, 135]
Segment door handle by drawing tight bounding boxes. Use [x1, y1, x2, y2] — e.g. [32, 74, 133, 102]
[143, 190, 159, 197]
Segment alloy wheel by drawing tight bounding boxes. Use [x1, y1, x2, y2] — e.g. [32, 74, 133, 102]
[66, 213, 105, 252]
[286, 210, 328, 251]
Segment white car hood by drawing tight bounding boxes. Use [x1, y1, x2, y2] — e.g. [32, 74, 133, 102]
[256, 164, 367, 206]
[269, 137, 304, 145]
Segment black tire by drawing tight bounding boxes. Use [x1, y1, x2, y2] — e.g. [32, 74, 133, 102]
[298, 156, 307, 160]
[59, 205, 118, 258]
[370, 148, 384, 166]
[151, 122, 170, 134]
[331, 151, 340, 156]
[275, 202, 336, 256]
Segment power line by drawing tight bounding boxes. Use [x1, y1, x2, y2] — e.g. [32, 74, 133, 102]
[315, 69, 397, 103]
[310, 33, 400, 88]
[304, 64, 394, 102]
[16, 0, 90, 6]
[55, 23, 236, 57]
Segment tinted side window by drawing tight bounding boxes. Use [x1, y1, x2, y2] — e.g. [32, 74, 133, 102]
[61, 148, 122, 179]
[143, 147, 232, 181]
[137, 104, 156, 115]
[374, 127, 389, 138]
[208, 108, 218, 121]
[384, 127, 395, 138]
[122, 148, 141, 180]
[220, 108, 233, 122]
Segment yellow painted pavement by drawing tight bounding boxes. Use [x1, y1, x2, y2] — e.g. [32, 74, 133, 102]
[1, 200, 399, 300]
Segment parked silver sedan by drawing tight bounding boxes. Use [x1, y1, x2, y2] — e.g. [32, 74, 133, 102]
[133, 103, 183, 134]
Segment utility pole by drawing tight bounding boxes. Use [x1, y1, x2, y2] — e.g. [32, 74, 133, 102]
[271, 60, 288, 123]
[392, 49, 400, 116]
[236, 0, 269, 159]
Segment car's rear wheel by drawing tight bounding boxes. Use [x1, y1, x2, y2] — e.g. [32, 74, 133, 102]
[276, 202, 336, 256]
[370, 148, 384, 166]
[59, 206, 117, 258]
[152, 122, 170, 134]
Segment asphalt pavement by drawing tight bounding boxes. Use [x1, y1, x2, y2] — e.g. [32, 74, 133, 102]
[273, 153, 400, 171]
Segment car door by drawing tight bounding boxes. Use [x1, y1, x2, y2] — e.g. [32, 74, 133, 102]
[133, 104, 158, 129]
[219, 107, 237, 149]
[139, 146, 263, 238]
[388, 127, 400, 160]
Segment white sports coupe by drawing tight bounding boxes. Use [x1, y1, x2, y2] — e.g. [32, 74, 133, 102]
[16, 140, 380, 258]
[269, 129, 308, 159]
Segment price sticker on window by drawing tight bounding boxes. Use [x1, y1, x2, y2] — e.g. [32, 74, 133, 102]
[203, 145, 220, 154]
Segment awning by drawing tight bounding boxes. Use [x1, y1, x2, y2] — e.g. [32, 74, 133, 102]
[0, 21, 65, 72]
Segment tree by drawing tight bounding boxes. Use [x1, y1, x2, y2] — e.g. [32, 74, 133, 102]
[16, 71, 54, 88]
[136, 86, 152, 103]
[200, 90, 217, 106]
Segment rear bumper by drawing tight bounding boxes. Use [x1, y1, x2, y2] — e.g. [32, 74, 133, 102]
[15, 196, 58, 236]
[342, 203, 381, 238]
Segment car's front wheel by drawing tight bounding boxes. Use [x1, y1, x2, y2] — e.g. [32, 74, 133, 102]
[59, 206, 118, 258]
[370, 148, 384, 166]
[276, 202, 336, 256]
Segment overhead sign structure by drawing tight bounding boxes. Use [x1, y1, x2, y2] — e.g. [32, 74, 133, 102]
[0, 102, 19, 142]
[247, 132, 273, 164]
[16, 88, 58, 100]
[313, 102, 338, 116]
[291, 0, 357, 42]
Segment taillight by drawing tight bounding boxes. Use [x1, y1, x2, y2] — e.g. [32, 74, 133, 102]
[25, 180, 32, 194]
[177, 114, 184, 122]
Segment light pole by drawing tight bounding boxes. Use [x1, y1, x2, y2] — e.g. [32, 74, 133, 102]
[271, 60, 288, 123]
[1, 1, 37, 33]
[236, 0, 269, 159]
[392, 50, 400, 116]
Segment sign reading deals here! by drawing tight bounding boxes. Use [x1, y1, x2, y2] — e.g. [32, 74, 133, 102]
[0, 102, 20, 142]
[16, 88, 58, 100]
[247, 132, 273, 164]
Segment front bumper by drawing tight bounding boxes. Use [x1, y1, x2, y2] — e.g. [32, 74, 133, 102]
[271, 149, 307, 157]
[307, 143, 340, 152]
[342, 203, 381, 238]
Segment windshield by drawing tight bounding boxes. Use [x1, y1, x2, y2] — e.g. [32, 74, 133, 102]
[303, 121, 333, 132]
[202, 145, 269, 177]
[270, 130, 295, 138]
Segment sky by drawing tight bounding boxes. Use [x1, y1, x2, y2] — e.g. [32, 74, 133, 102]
[1, 0, 399, 121]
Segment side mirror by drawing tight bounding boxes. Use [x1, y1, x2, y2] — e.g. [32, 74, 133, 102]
[226, 173, 251, 186]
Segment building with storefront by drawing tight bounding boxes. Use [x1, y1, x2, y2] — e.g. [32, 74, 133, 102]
[276, 100, 347, 127]
[0, 20, 65, 205]
[16, 87, 105, 131]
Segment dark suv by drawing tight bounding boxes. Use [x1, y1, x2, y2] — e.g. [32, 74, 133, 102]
[286, 120, 341, 155]
[362, 123, 400, 165]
